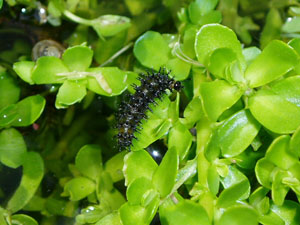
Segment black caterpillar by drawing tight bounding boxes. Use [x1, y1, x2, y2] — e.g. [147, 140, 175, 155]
[116, 68, 182, 151]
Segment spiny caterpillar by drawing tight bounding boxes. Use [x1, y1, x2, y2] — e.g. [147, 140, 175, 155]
[116, 68, 182, 151]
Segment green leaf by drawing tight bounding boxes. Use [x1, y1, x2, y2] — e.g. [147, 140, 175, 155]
[75, 145, 102, 181]
[165, 58, 191, 81]
[216, 205, 258, 225]
[126, 177, 153, 205]
[11, 214, 38, 225]
[195, 24, 245, 68]
[86, 67, 127, 96]
[0, 104, 18, 127]
[282, 16, 300, 33]
[104, 151, 126, 182]
[13, 61, 35, 84]
[0, 128, 27, 168]
[0, 72, 20, 110]
[272, 170, 289, 206]
[63, 177, 95, 201]
[182, 96, 203, 128]
[290, 126, 300, 157]
[265, 135, 297, 170]
[242, 47, 261, 66]
[62, 45, 93, 71]
[260, 8, 282, 48]
[119, 203, 147, 225]
[95, 212, 122, 225]
[7, 152, 44, 213]
[56, 80, 87, 108]
[168, 121, 193, 161]
[152, 147, 178, 198]
[200, 80, 243, 121]
[270, 200, 300, 225]
[133, 31, 170, 70]
[217, 109, 261, 157]
[255, 158, 276, 189]
[271, 76, 300, 107]
[208, 48, 237, 79]
[249, 89, 300, 134]
[32, 56, 69, 84]
[245, 40, 299, 88]
[123, 150, 158, 186]
[11, 95, 46, 127]
[160, 200, 211, 225]
[91, 15, 131, 37]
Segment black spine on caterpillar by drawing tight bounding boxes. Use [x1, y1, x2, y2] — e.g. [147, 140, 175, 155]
[116, 68, 183, 151]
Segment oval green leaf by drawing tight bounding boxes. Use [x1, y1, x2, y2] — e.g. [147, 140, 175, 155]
[63, 177, 95, 201]
[0, 72, 20, 110]
[11, 95, 46, 127]
[75, 145, 102, 181]
[218, 109, 261, 157]
[7, 152, 44, 213]
[249, 89, 300, 134]
[13, 61, 35, 84]
[195, 24, 245, 68]
[133, 31, 170, 70]
[245, 40, 299, 88]
[0, 128, 27, 168]
[152, 147, 178, 198]
[123, 150, 158, 186]
[200, 80, 243, 121]
[62, 45, 93, 71]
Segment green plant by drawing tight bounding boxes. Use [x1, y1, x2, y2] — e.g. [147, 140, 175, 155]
[1, 0, 300, 224]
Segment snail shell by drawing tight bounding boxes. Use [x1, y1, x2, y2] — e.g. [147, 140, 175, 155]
[32, 40, 65, 61]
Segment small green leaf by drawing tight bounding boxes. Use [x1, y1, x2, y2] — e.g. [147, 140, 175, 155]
[270, 200, 300, 224]
[11, 95, 46, 127]
[152, 147, 178, 198]
[208, 48, 237, 79]
[56, 80, 87, 108]
[160, 200, 211, 225]
[7, 152, 44, 213]
[195, 24, 245, 68]
[133, 31, 170, 70]
[32, 56, 69, 84]
[217, 110, 261, 157]
[87, 67, 127, 96]
[0, 72, 20, 110]
[216, 205, 258, 225]
[242, 47, 261, 66]
[75, 145, 102, 181]
[255, 158, 276, 189]
[265, 135, 297, 170]
[271, 76, 300, 107]
[165, 58, 191, 81]
[249, 89, 300, 134]
[290, 126, 300, 157]
[245, 40, 299, 88]
[282, 16, 300, 33]
[62, 45, 93, 71]
[63, 177, 95, 201]
[272, 170, 289, 206]
[11, 214, 38, 225]
[0, 104, 18, 127]
[182, 96, 203, 128]
[127, 177, 153, 205]
[123, 150, 158, 186]
[91, 15, 131, 37]
[104, 151, 126, 182]
[260, 8, 282, 48]
[13, 61, 35, 84]
[119, 203, 149, 225]
[168, 121, 193, 161]
[0, 128, 27, 168]
[200, 80, 243, 121]
[95, 212, 122, 225]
